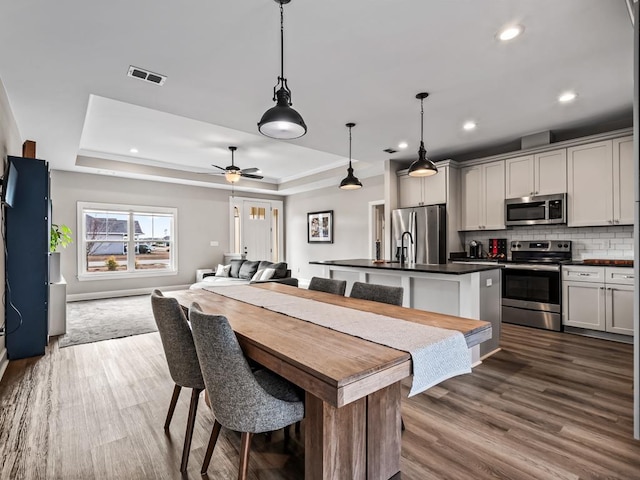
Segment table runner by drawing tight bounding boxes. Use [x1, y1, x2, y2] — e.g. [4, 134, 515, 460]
[204, 285, 471, 396]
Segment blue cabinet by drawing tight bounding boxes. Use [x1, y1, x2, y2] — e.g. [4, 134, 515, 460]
[5, 155, 50, 359]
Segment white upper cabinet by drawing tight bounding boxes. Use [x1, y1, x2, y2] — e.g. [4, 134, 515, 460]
[505, 149, 567, 199]
[460, 160, 505, 231]
[567, 137, 633, 227]
[534, 149, 567, 196]
[612, 136, 634, 225]
[398, 167, 447, 207]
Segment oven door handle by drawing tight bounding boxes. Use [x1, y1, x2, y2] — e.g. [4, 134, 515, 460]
[503, 264, 561, 272]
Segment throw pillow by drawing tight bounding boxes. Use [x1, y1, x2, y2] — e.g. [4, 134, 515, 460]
[215, 264, 231, 277]
[260, 268, 276, 281]
[258, 260, 274, 271]
[238, 260, 260, 280]
[251, 268, 265, 282]
[270, 262, 288, 279]
[229, 259, 246, 278]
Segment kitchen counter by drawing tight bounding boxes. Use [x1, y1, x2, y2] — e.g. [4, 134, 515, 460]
[310, 258, 503, 362]
[310, 258, 502, 275]
[565, 259, 634, 267]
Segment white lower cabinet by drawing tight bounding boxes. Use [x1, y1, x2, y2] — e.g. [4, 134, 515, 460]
[562, 266, 634, 335]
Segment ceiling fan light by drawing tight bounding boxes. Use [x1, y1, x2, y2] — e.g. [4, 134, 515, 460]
[225, 170, 241, 183]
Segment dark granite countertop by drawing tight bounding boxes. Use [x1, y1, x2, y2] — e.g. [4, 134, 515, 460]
[310, 259, 503, 275]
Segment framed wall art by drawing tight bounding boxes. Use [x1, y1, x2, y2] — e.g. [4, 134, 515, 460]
[307, 210, 333, 243]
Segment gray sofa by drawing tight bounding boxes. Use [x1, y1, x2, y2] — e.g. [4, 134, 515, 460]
[190, 259, 298, 290]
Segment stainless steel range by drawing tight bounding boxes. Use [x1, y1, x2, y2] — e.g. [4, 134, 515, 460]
[502, 240, 572, 331]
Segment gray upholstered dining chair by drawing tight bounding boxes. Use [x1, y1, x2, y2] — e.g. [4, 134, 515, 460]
[308, 276, 347, 296]
[349, 281, 404, 306]
[189, 302, 304, 480]
[150, 289, 206, 473]
[348, 282, 406, 430]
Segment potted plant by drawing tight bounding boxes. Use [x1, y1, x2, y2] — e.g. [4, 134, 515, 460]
[50, 223, 73, 282]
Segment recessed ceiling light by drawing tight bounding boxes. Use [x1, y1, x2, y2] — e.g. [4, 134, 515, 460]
[463, 121, 477, 131]
[558, 91, 577, 103]
[497, 25, 524, 41]
[129, 148, 139, 154]
[398, 141, 408, 149]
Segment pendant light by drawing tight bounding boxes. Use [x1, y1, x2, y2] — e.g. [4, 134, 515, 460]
[408, 92, 438, 177]
[339, 123, 362, 190]
[257, 0, 307, 139]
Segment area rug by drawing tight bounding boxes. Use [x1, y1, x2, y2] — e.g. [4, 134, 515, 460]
[58, 294, 157, 348]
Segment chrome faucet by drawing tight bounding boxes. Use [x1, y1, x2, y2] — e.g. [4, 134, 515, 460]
[400, 231, 413, 264]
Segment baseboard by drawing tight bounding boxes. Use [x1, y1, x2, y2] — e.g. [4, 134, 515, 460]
[67, 284, 192, 302]
[0, 347, 8, 383]
[480, 347, 502, 361]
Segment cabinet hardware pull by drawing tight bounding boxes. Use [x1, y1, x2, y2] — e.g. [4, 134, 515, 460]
[578, 273, 590, 276]
[623, 275, 634, 279]
[614, 219, 620, 224]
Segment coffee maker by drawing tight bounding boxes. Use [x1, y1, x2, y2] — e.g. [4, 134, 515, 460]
[469, 240, 482, 259]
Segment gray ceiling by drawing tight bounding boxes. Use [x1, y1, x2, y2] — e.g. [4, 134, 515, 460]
[0, 0, 634, 195]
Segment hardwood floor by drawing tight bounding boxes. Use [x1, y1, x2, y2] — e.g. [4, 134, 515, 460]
[0, 324, 638, 479]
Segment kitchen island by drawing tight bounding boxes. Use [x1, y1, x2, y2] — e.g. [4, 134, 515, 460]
[310, 258, 503, 360]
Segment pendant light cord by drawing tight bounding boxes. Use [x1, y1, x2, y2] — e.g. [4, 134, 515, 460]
[280, 1, 285, 80]
[348, 124, 353, 168]
[271, 0, 292, 105]
[420, 97, 424, 144]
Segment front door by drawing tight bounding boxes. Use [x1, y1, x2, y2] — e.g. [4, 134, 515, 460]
[242, 200, 271, 260]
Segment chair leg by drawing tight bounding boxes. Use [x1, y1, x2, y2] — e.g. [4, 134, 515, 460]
[238, 432, 253, 480]
[294, 421, 301, 435]
[201, 420, 222, 474]
[180, 388, 202, 473]
[401, 416, 406, 432]
[164, 384, 182, 431]
[283, 424, 290, 445]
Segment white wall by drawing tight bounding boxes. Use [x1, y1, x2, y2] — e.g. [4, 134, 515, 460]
[0, 76, 22, 379]
[285, 174, 384, 281]
[51, 170, 283, 297]
[462, 224, 634, 260]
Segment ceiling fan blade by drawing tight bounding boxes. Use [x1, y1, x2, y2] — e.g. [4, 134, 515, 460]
[240, 167, 260, 174]
[241, 173, 264, 180]
[211, 164, 227, 171]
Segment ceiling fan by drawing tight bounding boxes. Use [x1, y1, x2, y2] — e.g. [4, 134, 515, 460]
[211, 146, 263, 183]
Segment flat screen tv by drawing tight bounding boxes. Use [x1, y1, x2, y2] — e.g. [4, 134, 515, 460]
[1, 159, 18, 207]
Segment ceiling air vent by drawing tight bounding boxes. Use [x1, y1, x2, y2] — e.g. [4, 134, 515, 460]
[127, 66, 166, 86]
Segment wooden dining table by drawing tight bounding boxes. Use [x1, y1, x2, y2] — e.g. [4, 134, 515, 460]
[169, 283, 491, 480]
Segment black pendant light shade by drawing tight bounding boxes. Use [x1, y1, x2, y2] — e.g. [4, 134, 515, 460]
[408, 92, 438, 177]
[339, 122, 362, 190]
[258, 88, 307, 139]
[258, 0, 307, 139]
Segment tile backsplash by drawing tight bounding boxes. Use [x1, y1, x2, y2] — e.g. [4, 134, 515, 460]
[461, 225, 634, 260]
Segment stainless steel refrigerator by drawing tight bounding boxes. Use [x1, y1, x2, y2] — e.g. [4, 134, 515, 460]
[391, 204, 446, 264]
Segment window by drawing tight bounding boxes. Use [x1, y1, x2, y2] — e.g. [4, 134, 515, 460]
[77, 202, 177, 280]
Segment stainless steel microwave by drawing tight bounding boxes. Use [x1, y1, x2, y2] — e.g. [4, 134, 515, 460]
[505, 193, 566, 226]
